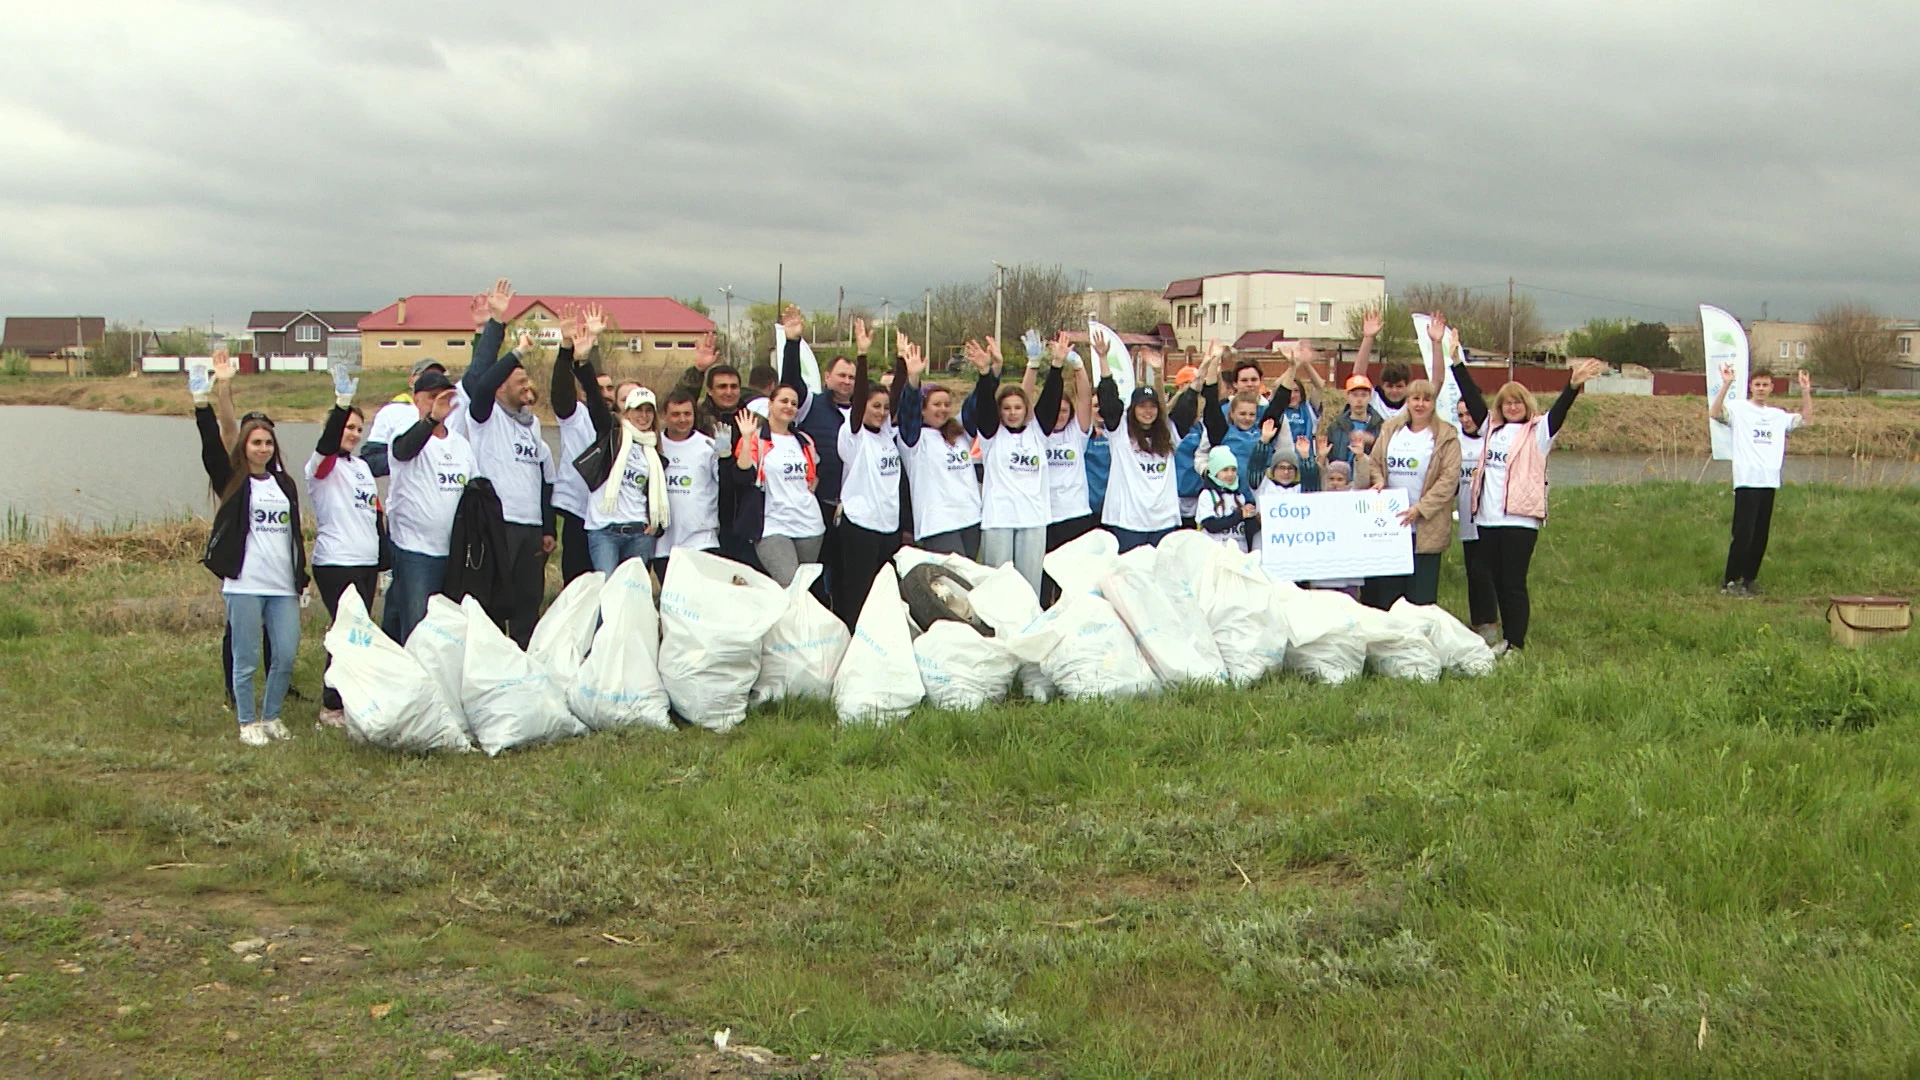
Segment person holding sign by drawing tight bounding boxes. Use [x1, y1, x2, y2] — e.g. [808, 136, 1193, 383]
[1363, 377, 1461, 608]
[1095, 331, 1181, 552]
[1468, 358, 1607, 650]
[1710, 366, 1812, 597]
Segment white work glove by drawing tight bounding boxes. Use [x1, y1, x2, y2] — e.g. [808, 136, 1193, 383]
[187, 362, 212, 406]
[1021, 329, 1045, 365]
[1066, 348, 1084, 371]
[330, 363, 358, 408]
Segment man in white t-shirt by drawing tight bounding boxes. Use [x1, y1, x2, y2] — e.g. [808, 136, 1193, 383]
[1710, 364, 1812, 597]
[382, 370, 476, 645]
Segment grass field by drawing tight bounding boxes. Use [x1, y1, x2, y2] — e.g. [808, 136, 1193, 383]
[4, 483, 1920, 1077]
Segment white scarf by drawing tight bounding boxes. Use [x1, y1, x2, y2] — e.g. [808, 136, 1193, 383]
[600, 416, 671, 529]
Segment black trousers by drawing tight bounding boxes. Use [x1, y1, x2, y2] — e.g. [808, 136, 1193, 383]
[556, 508, 592, 585]
[1725, 486, 1776, 586]
[1362, 552, 1442, 610]
[1461, 537, 1500, 626]
[500, 523, 550, 649]
[1477, 526, 1539, 649]
[816, 498, 841, 612]
[835, 520, 902, 628]
[312, 564, 379, 710]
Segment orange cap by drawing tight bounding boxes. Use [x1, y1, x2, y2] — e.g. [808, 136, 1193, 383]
[1344, 374, 1373, 391]
[1174, 365, 1200, 388]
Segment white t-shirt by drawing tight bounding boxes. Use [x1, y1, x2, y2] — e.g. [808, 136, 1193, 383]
[757, 433, 824, 539]
[553, 407, 595, 519]
[1044, 418, 1092, 522]
[1474, 421, 1555, 530]
[902, 430, 982, 540]
[305, 452, 380, 567]
[584, 439, 654, 532]
[365, 399, 418, 449]
[1102, 424, 1180, 533]
[388, 429, 475, 557]
[837, 422, 903, 534]
[1456, 431, 1485, 543]
[224, 477, 297, 596]
[1371, 389, 1407, 420]
[1384, 426, 1434, 499]
[1720, 399, 1804, 489]
[980, 423, 1050, 530]
[466, 409, 553, 527]
[1196, 487, 1251, 552]
[660, 431, 720, 555]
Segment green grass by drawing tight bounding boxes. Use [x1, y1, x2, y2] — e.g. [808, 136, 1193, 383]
[4, 483, 1920, 1076]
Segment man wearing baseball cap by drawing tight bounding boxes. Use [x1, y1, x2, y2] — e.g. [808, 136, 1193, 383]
[360, 356, 452, 477]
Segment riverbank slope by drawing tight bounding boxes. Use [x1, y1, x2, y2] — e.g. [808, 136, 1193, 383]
[4, 484, 1920, 1075]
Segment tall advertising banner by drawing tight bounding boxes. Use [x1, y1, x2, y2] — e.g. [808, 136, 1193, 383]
[1408, 313, 1463, 426]
[1089, 318, 1135, 401]
[1699, 304, 1747, 461]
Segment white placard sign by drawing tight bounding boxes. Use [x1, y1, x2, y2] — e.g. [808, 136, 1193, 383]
[1258, 489, 1413, 581]
[1699, 304, 1747, 462]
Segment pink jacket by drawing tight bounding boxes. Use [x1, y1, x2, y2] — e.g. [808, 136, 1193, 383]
[1471, 417, 1549, 522]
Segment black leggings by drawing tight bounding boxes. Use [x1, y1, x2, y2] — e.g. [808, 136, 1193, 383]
[556, 508, 592, 585]
[1362, 553, 1441, 609]
[1460, 537, 1500, 626]
[1477, 526, 1539, 648]
[1724, 486, 1776, 586]
[835, 520, 902, 628]
[312, 564, 379, 710]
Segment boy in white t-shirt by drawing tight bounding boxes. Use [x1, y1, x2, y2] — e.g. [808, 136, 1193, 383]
[1710, 364, 1812, 597]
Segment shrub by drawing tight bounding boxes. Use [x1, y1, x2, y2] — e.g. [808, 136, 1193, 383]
[1725, 636, 1890, 731]
[1, 349, 27, 376]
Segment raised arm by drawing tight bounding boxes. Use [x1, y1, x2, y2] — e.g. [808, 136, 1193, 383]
[1794, 368, 1813, 424]
[893, 333, 927, 447]
[1096, 373, 1123, 433]
[963, 339, 999, 438]
[464, 280, 512, 385]
[1035, 354, 1066, 439]
[195, 403, 233, 491]
[210, 349, 239, 449]
[776, 305, 809, 409]
[312, 404, 351, 480]
[1353, 307, 1383, 382]
[1547, 359, 1604, 436]
[393, 391, 454, 463]
[1709, 362, 1735, 424]
[1446, 327, 1487, 429]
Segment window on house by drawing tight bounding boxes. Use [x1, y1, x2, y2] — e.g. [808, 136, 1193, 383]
[1205, 304, 1215, 325]
[1319, 301, 1333, 324]
[628, 338, 644, 352]
[294, 324, 321, 343]
[1901, 336, 1912, 356]
[446, 339, 465, 348]
[402, 339, 421, 347]
[1176, 306, 1186, 328]
[1295, 301, 1310, 324]
[1221, 303, 1231, 323]
[678, 341, 697, 349]
[1779, 342, 1791, 358]
[380, 340, 397, 348]
[1796, 341, 1807, 359]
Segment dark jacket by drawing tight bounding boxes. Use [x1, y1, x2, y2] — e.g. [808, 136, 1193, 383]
[442, 477, 514, 625]
[196, 406, 310, 590]
[782, 336, 851, 503]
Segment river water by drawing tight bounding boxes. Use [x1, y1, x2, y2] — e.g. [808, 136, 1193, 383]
[1, 405, 1915, 529]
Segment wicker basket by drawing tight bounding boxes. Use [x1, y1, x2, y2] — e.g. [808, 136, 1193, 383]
[1827, 596, 1911, 648]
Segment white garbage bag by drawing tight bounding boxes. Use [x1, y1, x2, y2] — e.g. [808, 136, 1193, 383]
[323, 590, 471, 752]
[1041, 528, 1119, 599]
[1101, 564, 1226, 686]
[657, 548, 789, 732]
[460, 597, 586, 756]
[834, 566, 924, 724]
[1356, 605, 1444, 682]
[893, 545, 991, 584]
[967, 564, 1061, 703]
[751, 564, 851, 705]
[568, 559, 673, 730]
[914, 621, 1020, 710]
[1389, 599, 1494, 677]
[1280, 589, 1369, 685]
[404, 594, 472, 736]
[527, 570, 605, 690]
[1030, 592, 1159, 700]
[1207, 550, 1287, 685]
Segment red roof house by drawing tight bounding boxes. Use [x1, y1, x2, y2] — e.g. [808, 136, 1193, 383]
[357, 295, 715, 371]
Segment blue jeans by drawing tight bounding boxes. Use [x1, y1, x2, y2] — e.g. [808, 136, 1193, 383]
[979, 526, 1046, 595]
[1111, 526, 1176, 553]
[588, 526, 656, 575]
[382, 546, 446, 646]
[225, 593, 301, 725]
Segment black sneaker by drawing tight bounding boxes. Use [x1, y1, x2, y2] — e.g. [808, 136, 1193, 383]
[1719, 582, 1747, 597]
[1743, 580, 1765, 597]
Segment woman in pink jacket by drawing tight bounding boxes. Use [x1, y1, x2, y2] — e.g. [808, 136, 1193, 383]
[1468, 359, 1606, 651]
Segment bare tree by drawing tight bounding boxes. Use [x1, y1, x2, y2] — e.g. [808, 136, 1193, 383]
[1811, 302, 1899, 391]
[1111, 297, 1165, 335]
[1398, 282, 1542, 355]
[998, 263, 1073, 339]
[1344, 296, 1419, 361]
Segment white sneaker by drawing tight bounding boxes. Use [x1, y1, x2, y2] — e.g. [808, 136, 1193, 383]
[239, 724, 272, 747]
[262, 720, 292, 741]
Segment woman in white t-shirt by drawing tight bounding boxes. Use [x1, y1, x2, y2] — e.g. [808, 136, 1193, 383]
[1363, 377, 1460, 610]
[834, 322, 907, 625]
[735, 384, 825, 587]
[1034, 332, 1096, 552]
[1094, 338, 1180, 553]
[307, 388, 384, 728]
[1430, 321, 1498, 642]
[962, 336, 1050, 593]
[1467, 358, 1605, 651]
[895, 331, 983, 557]
[194, 389, 307, 748]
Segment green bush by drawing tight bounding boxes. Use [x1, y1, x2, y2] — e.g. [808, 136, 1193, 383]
[1, 349, 27, 376]
[0, 606, 38, 639]
[1725, 635, 1891, 731]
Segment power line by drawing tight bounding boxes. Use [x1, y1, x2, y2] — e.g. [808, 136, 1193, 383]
[1513, 282, 1692, 317]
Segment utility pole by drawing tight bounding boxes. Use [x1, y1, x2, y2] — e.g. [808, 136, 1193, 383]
[880, 298, 891, 360]
[775, 263, 783, 316]
[924, 289, 932, 369]
[836, 285, 844, 344]
[1506, 276, 1515, 379]
[718, 285, 734, 362]
[993, 262, 1005, 353]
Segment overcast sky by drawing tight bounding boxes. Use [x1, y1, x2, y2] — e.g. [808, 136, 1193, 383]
[3, 0, 1915, 331]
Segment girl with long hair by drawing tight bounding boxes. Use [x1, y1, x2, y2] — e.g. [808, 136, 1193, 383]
[834, 317, 907, 625]
[195, 368, 307, 746]
[895, 331, 983, 557]
[1094, 331, 1180, 552]
[307, 370, 383, 728]
[964, 335, 1050, 593]
[734, 383, 824, 587]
